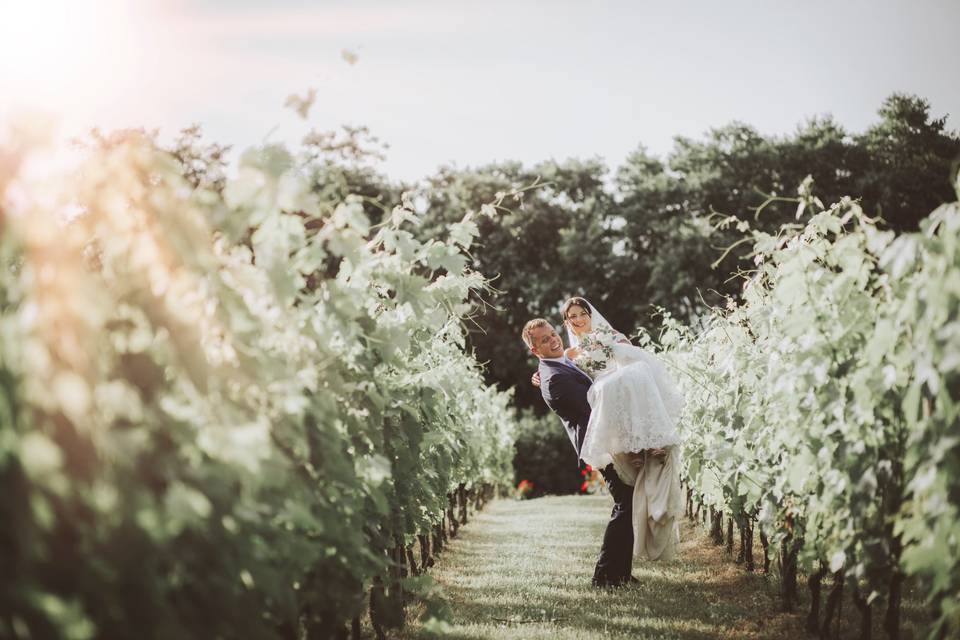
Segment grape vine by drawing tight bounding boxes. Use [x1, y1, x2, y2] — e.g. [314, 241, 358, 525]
[655, 175, 960, 639]
[0, 125, 517, 639]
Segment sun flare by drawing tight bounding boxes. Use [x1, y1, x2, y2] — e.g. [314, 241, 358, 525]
[0, 0, 143, 115]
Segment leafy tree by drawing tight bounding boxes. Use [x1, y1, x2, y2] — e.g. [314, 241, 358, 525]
[854, 93, 960, 231]
[300, 125, 400, 225]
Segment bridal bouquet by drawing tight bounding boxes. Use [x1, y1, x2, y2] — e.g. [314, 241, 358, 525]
[575, 327, 618, 375]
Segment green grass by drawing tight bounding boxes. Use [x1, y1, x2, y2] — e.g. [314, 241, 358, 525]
[397, 494, 800, 640]
[393, 494, 927, 640]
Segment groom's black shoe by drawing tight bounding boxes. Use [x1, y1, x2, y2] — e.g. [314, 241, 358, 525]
[592, 575, 635, 588]
[591, 578, 622, 588]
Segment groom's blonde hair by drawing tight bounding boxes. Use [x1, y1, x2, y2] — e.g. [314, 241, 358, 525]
[522, 318, 551, 348]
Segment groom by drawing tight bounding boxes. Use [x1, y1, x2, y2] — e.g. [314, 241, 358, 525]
[521, 318, 635, 587]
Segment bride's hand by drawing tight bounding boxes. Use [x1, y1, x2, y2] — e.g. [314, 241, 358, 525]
[564, 346, 581, 360]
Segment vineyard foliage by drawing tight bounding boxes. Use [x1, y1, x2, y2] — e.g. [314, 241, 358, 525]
[658, 174, 960, 637]
[0, 125, 517, 638]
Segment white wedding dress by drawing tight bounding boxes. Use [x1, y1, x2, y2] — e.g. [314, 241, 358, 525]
[570, 303, 685, 561]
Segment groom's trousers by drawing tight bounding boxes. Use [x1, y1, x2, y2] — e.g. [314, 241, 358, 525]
[592, 464, 634, 586]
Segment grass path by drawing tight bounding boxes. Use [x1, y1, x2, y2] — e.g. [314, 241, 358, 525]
[397, 494, 809, 640]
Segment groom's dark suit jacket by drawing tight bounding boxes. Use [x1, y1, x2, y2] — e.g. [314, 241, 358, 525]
[538, 359, 593, 462]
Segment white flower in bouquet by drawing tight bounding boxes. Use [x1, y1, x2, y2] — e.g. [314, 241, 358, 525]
[586, 348, 606, 362]
[595, 331, 615, 347]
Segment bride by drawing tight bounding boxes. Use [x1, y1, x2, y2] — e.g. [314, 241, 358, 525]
[561, 297, 685, 561]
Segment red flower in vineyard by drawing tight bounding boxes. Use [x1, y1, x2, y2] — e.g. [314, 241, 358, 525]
[580, 481, 589, 492]
[516, 479, 534, 499]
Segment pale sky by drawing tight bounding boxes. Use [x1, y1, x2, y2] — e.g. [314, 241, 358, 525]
[1, 0, 958, 182]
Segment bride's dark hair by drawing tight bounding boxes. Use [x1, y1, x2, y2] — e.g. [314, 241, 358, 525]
[561, 297, 591, 320]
